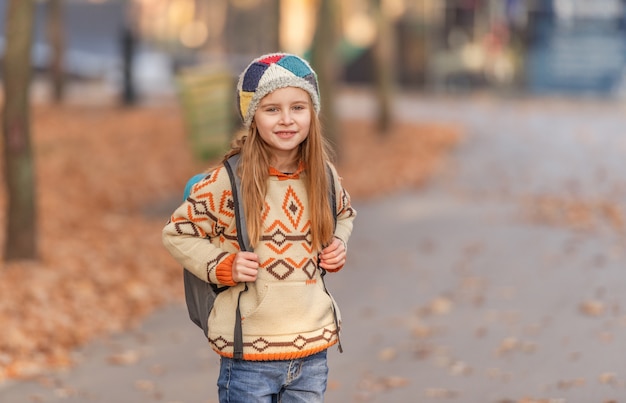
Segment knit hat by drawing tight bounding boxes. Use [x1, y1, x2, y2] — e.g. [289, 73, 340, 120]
[236, 53, 320, 128]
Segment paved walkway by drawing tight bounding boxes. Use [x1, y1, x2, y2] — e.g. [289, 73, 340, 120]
[3, 92, 626, 402]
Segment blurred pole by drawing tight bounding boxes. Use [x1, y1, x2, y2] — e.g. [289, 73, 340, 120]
[222, 0, 279, 55]
[371, 0, 396, 134]
[121, 0, 139, 106]
[46, 0, 65, 103]
[121, 25, 138, 106]
[310, 0, 341, 160]
[267, 0, 281, 51]
[2, 0, 37, 261]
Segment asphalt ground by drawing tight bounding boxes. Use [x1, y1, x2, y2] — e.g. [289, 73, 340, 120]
[3, 92, 626, 402]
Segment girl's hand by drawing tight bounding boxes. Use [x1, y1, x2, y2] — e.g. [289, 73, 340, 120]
[319, 237, 346, 271]
[232, 251, 259, 283]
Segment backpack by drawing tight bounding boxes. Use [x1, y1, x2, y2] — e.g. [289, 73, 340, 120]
[181, 153, 338, 359]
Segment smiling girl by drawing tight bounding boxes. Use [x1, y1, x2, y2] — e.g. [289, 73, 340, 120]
[162, 53, 356, 402]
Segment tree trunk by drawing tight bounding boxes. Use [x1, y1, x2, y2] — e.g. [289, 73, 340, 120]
[225, 0, 279, 56]
[310, 0, 341, 160]
[372, 0, 396, 134]
[46, 0, 65, 103]
[120, 25, 137, 105]
[2, 0, 37, 261]
[266, 0, 281, 52]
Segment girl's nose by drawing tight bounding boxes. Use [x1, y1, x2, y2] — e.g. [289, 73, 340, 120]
[280, 110, 294, 124]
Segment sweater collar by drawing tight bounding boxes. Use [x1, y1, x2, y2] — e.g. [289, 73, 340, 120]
[269, 161, 305, 180]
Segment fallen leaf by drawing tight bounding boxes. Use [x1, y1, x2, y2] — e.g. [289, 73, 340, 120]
[557, 378, 586, 389]
[449, 361, 472, 376]
[377, 347, 397, 362]
[579, 300, 605, 317]
[599, 372, 617, 385]
[382, 376, 409, 389]
[412, 323, 435, 339]
[134, 379, 155, 392]
[496, 337, 519, 355]
[429, 296, 454, 315]
[107, 350, 141, 366]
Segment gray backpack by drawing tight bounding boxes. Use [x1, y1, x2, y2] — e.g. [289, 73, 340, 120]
[182, 154, 338, 359]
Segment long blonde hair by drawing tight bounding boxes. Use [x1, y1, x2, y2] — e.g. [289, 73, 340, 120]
[221, 104, 335, 252]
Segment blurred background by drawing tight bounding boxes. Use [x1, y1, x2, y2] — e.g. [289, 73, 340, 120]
[3, 1, 626, 402]
[2, 0, 626, 100]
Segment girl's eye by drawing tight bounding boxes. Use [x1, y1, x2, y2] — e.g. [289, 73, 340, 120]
[293, 105, 306, 111]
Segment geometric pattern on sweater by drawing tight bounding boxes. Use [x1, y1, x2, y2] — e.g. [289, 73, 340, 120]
[209, 326, 338, 354]
[171, 169, 239, 250]
[261, 257, 318, 280]
[282, 186, 304, 228]
[261, 221, 309, 254]
[257, 183, 316, 281]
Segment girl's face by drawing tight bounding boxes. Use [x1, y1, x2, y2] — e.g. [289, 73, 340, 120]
[254, 87, 311, 165]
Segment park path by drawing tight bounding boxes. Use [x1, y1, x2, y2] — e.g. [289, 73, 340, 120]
[3, 92, 626, 403]
[330, 92, 626, 402]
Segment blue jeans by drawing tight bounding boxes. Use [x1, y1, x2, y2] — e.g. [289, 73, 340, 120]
[217, 350, 328, 403]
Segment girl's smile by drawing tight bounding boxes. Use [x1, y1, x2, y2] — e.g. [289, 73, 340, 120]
[275, 130, 297, 138]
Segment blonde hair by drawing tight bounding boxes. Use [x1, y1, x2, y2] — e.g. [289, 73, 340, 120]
[220, 100, 335, 252]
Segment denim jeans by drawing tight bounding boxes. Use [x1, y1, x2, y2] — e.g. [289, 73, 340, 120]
[217, 350, 328, 403]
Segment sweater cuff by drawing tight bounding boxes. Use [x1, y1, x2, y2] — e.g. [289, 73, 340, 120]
[215, 254, 237, 286]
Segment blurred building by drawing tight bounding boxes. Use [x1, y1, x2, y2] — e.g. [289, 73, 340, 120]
[525, 0, 626, 96]
[345, 0, 626, 97]
[0, 0, 127, 80]
[0, 0, 174, 98]
[1, 0, 625, 98]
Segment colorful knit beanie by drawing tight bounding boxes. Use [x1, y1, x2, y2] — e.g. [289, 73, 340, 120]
[236, 53, 320, 129]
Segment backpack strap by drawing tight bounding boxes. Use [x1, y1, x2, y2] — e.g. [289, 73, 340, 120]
[223, 153, 252, 253]
[326, 163, 337, 230]
[223, 153, 251, 360]
[320, 162, 343, 352]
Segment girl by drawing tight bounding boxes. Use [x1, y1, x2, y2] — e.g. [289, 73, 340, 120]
[162, 53, 356, 402]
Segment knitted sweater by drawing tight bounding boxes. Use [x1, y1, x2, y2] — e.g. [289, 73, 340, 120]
[162, 163, 356, 361]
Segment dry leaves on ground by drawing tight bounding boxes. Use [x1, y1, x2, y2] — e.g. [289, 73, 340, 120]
[0, 101, 461, 382]
[523, 195, 625, 233]
[340, 119, 462, 199]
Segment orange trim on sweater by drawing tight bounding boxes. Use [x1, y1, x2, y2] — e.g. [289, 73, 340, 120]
[268, 161, 305, 180]
[214, 339, 337, 361]
[215, 254, 237, 286]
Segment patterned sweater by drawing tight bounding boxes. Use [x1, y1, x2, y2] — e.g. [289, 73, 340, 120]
[162, 163, 356, 361]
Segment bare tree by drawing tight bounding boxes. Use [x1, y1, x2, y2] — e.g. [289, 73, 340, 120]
[46, 0, 65, 103]
[2, 0, 37, 261]
[310, 0, 341, 159]
[372, 0, 396, 134]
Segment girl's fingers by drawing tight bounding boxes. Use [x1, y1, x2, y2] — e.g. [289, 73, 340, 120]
[232, 252, 259, 282]
[321, 246, 345, 262]
[239, 251, 259, 262]
[235, 252, 259, 268]
[319, 257, 345, 271]
[233, 265, 258, 282]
